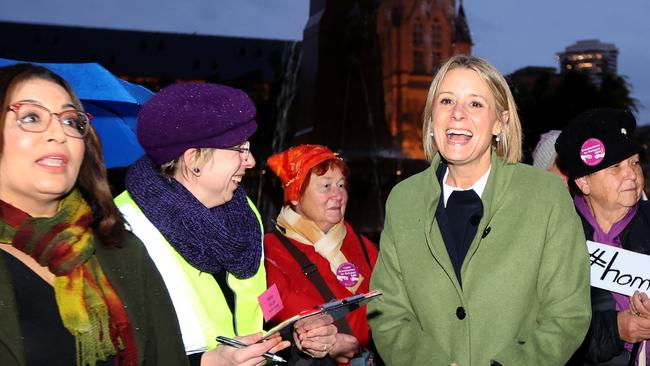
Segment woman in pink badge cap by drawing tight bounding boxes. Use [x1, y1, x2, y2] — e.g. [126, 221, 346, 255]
[557, 108, 649, 366]
[265, 144, 379, 366]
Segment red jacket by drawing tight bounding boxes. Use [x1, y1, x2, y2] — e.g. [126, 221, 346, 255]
[264, 221, 378, 349]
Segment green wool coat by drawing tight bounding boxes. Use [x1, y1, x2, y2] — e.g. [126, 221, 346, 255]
[0, 231, 189, 366]
[368, 151, 591, 366]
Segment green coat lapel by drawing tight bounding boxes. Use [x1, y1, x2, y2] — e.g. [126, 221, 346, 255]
[422, 154, 463, 295]
[461, 150, 515, 275]
[422, 150, 517, 291]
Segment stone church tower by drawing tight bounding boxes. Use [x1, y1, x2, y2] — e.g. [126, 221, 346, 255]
[377, 0, 472, 159]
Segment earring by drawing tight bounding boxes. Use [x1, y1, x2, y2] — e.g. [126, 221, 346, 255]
[495, 135, 500, 142]
[429, 132, 434, 137]
[193, 167, 201, 174]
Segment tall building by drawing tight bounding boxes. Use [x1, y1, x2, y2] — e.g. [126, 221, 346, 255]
[377, 0, 472, 159]
[556, 39, 618, 85]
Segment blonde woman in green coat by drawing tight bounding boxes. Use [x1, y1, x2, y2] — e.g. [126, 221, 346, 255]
[368, 55, 592, 366]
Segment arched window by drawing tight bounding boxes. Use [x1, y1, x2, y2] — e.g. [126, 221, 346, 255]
[413, 50, 426, 74]
[431, 51, 442, 69]
[431, 18, 442, 49]
[412, 19, 424, 47]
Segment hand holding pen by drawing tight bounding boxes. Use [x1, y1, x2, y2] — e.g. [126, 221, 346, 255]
[214, 333, 289, 365]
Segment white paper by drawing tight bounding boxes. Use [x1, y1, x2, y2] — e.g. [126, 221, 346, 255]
[587, 240, 650, 296]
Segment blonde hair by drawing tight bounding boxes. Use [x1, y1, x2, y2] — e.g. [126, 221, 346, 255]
[160, 147, 215, 178]
[422, 55, 522, 163]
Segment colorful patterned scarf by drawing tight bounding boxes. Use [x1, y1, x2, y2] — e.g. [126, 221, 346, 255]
[0, 190, 137, 366]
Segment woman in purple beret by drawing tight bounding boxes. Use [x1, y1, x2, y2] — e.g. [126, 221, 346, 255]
[557, 108, 650, 366]
[115, 82, 337, 366]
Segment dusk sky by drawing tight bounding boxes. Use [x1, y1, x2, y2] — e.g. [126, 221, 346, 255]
[2, 0, 649, 124]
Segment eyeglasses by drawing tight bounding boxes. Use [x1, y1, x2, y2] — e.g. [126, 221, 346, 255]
[221, 140, 251, 161]
[7, 103, 91, 139]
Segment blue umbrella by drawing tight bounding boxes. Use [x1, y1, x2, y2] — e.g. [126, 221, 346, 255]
[0, 57, 150, 167]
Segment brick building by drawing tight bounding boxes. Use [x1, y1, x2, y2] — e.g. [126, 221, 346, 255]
[377, 0, 472, 158]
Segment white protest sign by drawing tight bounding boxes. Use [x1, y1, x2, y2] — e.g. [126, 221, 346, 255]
[587, 240, 650, 296]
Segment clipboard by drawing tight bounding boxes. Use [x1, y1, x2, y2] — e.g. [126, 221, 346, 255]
[262, 290, 382, 339]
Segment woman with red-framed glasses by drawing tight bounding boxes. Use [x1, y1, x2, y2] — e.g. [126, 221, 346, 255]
[0, 63, 188, 366]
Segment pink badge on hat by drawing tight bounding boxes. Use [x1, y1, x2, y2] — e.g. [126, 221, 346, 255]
[580, 138, 606, 166]
[336, 262, 360, 287]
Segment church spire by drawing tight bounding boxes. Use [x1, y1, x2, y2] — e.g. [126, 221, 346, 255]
[453, 0, 473, 45]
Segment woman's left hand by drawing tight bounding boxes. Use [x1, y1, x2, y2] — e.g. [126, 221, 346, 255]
[328, 333, 360, 363]
[630, 291, 650, 318]
[293, 314, 338, 358]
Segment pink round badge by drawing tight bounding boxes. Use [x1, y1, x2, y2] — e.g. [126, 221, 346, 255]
[580, 138, 606, 166]
[336, 262, 360, 287]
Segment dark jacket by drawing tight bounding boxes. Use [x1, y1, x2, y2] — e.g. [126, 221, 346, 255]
[569, 200, 650, 365]
[0, 231, 189, 366]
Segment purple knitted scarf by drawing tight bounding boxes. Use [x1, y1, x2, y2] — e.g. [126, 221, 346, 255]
[125, 155, 261, 279]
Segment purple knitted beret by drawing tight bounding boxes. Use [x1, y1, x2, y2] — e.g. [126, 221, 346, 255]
[137, 82, 257, 164]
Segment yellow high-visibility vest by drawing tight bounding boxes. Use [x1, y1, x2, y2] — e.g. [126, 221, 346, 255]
[115, 191, 266, 355]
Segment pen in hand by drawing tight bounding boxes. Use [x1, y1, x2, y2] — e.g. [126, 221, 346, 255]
[215, 335, 287, 363]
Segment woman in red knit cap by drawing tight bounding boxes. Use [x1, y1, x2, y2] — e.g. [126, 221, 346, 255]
[265, 144, 379, 366]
